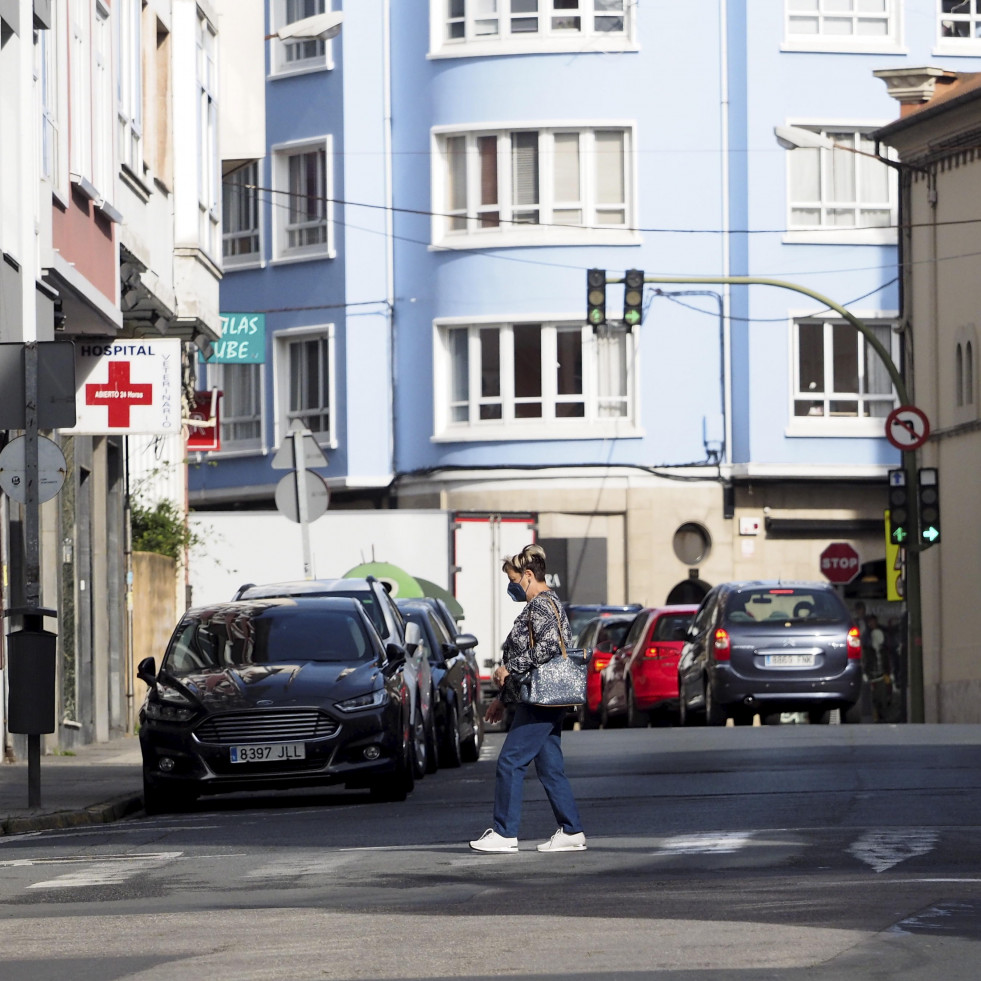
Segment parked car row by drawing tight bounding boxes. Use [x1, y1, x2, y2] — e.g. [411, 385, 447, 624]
[138, 577, 483, 814]
[571, 581, 863, 730]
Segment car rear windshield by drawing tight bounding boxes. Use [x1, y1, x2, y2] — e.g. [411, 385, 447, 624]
[651, 613, 695, 642]
[596, 620, 632, 649]
[725, 588, 845, 625]
[163, 609, 377, 673]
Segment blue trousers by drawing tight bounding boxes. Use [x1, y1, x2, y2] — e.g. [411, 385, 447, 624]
[493, 703, 584, 839]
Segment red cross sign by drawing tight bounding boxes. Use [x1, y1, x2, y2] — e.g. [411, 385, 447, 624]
[85, 361, 153, 427]
[66, 339, 182, 435]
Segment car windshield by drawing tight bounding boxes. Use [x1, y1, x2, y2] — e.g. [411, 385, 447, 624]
[652, 613, 695, 642]
[726, 589, 843, 624]
[596, 621, 632, 649]
[163, 609, 376, 673]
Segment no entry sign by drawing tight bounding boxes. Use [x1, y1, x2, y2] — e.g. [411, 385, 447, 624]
[820, 542, 861, 585]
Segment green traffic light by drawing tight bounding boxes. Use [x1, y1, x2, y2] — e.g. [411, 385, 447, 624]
[892, 528, 907, 543]
[922, 526, 940, 543]
[624, 310, 640, 326]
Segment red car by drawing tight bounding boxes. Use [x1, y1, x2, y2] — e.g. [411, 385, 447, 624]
[599, 605, 699, 727]
[573, 614, 637, 729]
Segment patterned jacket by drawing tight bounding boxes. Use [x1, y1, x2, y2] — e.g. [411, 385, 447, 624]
[500, 590, 572, 704]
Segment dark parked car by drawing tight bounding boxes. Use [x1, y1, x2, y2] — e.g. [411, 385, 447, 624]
[600, 605, 698, 728]
[566, 603, 643, 645]
[677, 582, 863, 726]
[233, 578, 434, 779]
[397, 598, 483, 767]
[138, 597, 417, 813]
[573, 614, 637, 729]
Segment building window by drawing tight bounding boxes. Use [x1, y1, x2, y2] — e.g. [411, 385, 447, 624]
[434, 127, 632, 247]
[956, 340, 975, 408]
[92, 2, 113, 200]
[272, 138, 332, 260]
[223, 161, 262, 265]
[272, 0, 331, 74]
[940, 0, 981, 39]
[116, 0, 142, 176]
[38, 1, 64, 192]
[69, 0, 92, 180]
[438, 0, 631, 52]
[277, 330, 334, 439]
[793, 319, 897, 421]
[785, 125, 896, 239]
[208, 364, 263, 447]
[786, 0, 896, 43]
[437, 321, 636, 439]
[197, 10, 220, 259]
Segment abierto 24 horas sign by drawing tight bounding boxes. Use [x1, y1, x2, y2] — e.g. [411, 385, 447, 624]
[63, 339, 182, 435]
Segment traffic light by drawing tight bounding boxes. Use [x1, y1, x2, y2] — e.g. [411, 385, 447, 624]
[586, 269, 606, 328]
[623, 269, 644, 329]
[918, 467, 941, 546]
[887, 469, 910, 546]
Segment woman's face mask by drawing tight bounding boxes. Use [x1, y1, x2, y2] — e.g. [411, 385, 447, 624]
[507, 577, 527, 603]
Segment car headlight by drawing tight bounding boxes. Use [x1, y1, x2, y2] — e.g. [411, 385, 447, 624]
[335, 689, 388, 713]
[145, 685, 197, 723]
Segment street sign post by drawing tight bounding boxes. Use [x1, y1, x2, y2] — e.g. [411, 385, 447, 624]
[820, 542, 861, 585]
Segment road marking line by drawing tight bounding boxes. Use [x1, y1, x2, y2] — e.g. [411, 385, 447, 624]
[848, 830, 938, 872]
[245, 855, 353, 879]
[656, 832, 755, 855]
[27, 851, 182, 889]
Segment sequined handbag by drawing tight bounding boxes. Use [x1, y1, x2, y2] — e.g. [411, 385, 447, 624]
[520, 598, 592, 707]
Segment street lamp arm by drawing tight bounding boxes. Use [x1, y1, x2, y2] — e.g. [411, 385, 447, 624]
[631, 274, 909, 406]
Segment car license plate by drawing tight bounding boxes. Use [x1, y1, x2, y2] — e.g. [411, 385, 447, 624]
[229, 743, 306, 763]
[764, 654, 815, 668]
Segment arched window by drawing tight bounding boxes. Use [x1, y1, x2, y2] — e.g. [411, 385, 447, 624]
[956, 343, 964, 407]
[967, 341, 975, 405]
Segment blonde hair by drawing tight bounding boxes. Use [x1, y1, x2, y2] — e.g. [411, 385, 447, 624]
[502, 543, 547, 582]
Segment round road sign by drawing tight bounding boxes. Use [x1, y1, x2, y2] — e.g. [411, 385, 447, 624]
[0, 435, 68, 504]
[820, 542, 861, 585]
[885, 405, 930, 451]
[274, 470, 330, 523]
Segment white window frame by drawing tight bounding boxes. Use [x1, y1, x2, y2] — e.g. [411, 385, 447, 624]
[274, 325, 336, 448]
[204, 362, 266, 454]
[38, 0, 69, 200]
[433, 317, 641, 441]
[781, 121, 897, 246]
[271, 135, 334, 262]
[430, 0, 637, 59]
[935, 0, 981, 55]
[783, 0, 902, 53]
[116, 0, 142, 179]
[222, 160, 264, 268]
[786, 313, 900, 438]
[92, 1, 113, 205]
[197, 9, 220, 260]
[269, 0, 335, 78]
[69, 0, 92, 185]
[432, 123, 638, 250]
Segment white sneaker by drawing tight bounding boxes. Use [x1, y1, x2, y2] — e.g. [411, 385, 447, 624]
[537, 829, 587, 852]
[469, 829, 519, 853]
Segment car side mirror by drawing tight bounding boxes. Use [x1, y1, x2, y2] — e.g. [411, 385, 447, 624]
[137, 657, 157, 684]
[385, 643, 406, 667]
[454, 632, 478, 651]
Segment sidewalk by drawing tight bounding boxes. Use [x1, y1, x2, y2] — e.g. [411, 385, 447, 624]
[0, 735, 144, 836]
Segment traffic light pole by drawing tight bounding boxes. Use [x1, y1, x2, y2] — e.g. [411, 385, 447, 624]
[617, 272, 924, 723]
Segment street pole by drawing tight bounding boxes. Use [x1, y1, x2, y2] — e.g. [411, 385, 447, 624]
[24, 343, 41, 806]
[290, 427, 313, 580]
[617, 272, 923, 722]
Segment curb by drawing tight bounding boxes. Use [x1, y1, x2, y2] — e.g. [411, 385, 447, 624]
[0, 793, 144, 837]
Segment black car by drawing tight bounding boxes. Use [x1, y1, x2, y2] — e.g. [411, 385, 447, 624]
[138, 597, 416, 813]
[565, 603, 643, 645]
[397, 598, 483, 767]
[677, 581, 863, 726]
[232, 577, 434, 779]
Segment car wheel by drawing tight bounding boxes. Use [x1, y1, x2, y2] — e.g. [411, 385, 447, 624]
[441, 702, 463, 768]
[626, 685, 650, 728]
[704, 680, 727, 726]
[371, 715, 416, 802]
[411, 705, 428, 780]
[599, 689, 615, 729]
[808, 708, 832, 725]
[143, 778, 196, 816]
[425, 703, 440, 774]
[461, 709, 483, 763]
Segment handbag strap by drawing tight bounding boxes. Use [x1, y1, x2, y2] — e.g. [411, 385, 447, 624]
[528, 594, 568, 659]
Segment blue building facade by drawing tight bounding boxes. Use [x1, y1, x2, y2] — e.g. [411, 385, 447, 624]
[195, 1, 979, 606]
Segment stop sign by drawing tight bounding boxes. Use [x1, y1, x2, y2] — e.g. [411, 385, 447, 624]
[820, 542, 861, 584]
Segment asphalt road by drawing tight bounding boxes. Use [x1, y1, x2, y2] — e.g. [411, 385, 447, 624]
[2, 723, 981, 981]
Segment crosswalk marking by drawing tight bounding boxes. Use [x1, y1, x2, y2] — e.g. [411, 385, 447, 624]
[656, 832, 755, 855]
[245, 855, 352, 879]
[26, 851, 181, 889]
[848, 830, 938, 873]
